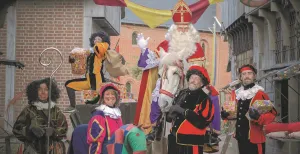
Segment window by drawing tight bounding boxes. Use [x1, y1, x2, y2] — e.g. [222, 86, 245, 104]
[289, 10, 300, 61]
[275, 18, 283, 64]
[233, 23, 254, 75]
[132, 31, 138, 45]
[280, 80, 289, 123]
[232, 23, 253, 55]
[235, 50, 253, 75]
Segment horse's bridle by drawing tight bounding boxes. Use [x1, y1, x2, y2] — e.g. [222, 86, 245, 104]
[159, 60, 185, 98]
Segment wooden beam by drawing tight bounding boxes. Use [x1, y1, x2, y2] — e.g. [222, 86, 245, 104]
[5, 4, 16, 132]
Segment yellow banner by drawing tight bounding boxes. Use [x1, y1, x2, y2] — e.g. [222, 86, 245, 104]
[209, 0, 224, 4]
[125, 0, 172, 28]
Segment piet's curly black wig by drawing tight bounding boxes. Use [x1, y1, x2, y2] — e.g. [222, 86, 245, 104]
[89, 31, 111, 47]
[26, 78, 60, 104]
[186, 69, 209, 86]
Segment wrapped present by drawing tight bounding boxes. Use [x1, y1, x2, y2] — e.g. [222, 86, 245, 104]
[83, 90, 99, 102]
[70, 48, 90, 75]
[250, 100, 274, 114]
[222, 101, 237, 119]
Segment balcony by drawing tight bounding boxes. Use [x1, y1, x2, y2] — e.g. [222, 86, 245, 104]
[84, 0, 121, 36]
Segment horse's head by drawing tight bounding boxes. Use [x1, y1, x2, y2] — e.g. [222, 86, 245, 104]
[158, 49, 185, 112]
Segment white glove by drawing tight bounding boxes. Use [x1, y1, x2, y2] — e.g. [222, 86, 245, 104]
[136, 33, 150, 51]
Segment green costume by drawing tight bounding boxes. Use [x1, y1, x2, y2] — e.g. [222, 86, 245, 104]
[13, 104, 68, 153]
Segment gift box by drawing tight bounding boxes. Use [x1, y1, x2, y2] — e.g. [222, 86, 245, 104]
[83, 90, 99, 102]
[70, 48, 90, 75]
[222, 101, 237, 119]
[250, 100, 274, 114]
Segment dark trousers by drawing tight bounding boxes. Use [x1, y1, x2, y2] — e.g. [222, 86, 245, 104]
[238, 139, 265, 154]
[168, 134, 203, 154]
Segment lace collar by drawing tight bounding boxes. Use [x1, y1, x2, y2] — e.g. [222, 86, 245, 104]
[32, 101, 56, 110]
[235, 84, 264, 100]
[95, 104, 122, 119]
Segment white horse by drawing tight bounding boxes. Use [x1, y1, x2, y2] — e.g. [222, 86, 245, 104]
[149, 50, 188, 154]
[158, 48, 188, 113]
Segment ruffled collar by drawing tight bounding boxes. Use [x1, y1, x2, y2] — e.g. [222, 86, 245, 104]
[32, 101, 56, 110]
[95, 104, 121, 119]
[235, 84, 264, 100]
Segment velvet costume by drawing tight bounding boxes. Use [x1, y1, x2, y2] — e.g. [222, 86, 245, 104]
[87, 105, 123, 154]
[167, 87, 215, 154]
[233, 83, 277, 154]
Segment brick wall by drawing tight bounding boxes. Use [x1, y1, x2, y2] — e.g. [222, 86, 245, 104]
[12, 0, 84, 121]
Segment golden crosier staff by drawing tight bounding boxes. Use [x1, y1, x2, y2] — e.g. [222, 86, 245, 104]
[39, 47, 63, 154]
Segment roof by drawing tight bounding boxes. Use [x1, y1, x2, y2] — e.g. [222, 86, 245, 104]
[121, 0, 218, 31]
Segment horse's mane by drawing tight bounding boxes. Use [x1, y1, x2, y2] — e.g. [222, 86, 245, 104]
[159, 52, 180, 67]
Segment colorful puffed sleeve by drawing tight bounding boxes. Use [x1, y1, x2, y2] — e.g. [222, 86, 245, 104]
[127, 127, 147, 154]
[87, 114, 107, 154]
[185, 98, 215, 129]
[94, 42, 109, 59]
[137, 48, 159, 70]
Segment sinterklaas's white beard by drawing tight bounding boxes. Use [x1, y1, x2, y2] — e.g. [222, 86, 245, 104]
[168, 25, 199, 60]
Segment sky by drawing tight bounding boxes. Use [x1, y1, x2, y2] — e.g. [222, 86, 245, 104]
[121, 0, 218, 31]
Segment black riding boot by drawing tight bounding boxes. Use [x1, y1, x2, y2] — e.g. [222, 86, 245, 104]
[65, 87, 76, 112]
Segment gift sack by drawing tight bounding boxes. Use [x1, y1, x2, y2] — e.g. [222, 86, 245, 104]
[289, 131, 300, 138]
[83, 90, 98, 102]
[222, 101, 237, 119]
[70, 48, 90, 75]
[250, 100, 274, 114]
[266, 131, 288, 138]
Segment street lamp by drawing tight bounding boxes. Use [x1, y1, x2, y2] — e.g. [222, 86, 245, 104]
[209, 16, 223, 86]
[214, 16, 222, 27]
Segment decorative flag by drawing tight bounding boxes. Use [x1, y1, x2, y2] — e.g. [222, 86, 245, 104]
[209, 0, 224, 4]
[93, 0, 127, 7]
[240, 0, 268, 7]
[94, 0, 224, 28]
[125, 0, 172, 29]
[189, 0, 210, 24]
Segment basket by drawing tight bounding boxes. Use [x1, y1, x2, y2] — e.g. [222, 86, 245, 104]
[70, 48, 89, 75]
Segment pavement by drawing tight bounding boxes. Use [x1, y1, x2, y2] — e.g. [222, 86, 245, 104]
[147, 134, 239, 154]
[204, 134, 239, 154]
